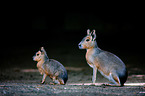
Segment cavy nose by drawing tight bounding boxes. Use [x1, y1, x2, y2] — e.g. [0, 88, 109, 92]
[78, 44, 81, 47]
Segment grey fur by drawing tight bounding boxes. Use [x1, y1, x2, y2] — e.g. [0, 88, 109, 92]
[42, 59, 68, 84]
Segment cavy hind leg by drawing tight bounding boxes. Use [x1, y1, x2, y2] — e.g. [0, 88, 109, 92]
[52, 78, 65, 85]
[54, 80, 60, 85]
[102, 73, 121, 86]
[51, 76, 61, 85]
[58, 78, 65, 85]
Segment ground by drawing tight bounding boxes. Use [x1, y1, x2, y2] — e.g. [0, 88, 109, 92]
[0, 45, 145, 95]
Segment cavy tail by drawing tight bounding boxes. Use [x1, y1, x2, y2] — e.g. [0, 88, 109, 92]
[119, 68, 128, 86]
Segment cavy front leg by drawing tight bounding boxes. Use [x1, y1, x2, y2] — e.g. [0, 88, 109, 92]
[41, 74, 47, 84]
[92, 66, 97, 84]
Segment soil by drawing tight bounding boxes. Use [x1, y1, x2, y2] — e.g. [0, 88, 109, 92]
[0, 45, 145, 95]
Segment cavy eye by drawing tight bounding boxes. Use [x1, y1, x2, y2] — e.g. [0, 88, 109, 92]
[36, 54, 39, 56]
[86, 39, 90, 42]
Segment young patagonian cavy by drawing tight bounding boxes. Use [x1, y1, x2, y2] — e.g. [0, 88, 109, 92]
[33, 47, 68, 85]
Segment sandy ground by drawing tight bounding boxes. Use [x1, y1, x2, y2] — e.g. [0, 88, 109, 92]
[0, 67, 145, 96]
[0, 45, 145, 95]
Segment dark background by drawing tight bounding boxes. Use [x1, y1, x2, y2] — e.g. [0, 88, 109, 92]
[1, 6, 144, 70]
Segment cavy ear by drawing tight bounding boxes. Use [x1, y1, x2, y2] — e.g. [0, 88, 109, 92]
[87, 29, 91, 35]
[41, 47, 44, 50]
[40, 47, 48, 58]
[91, 30, 96, 41]
[40, 47, 45, 53]
[40, 47, 45, 54]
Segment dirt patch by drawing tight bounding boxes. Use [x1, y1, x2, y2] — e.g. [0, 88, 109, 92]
[0, 67, 145, 95]
[0, 46, 145, 95]
[0, 82, 145, 95]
